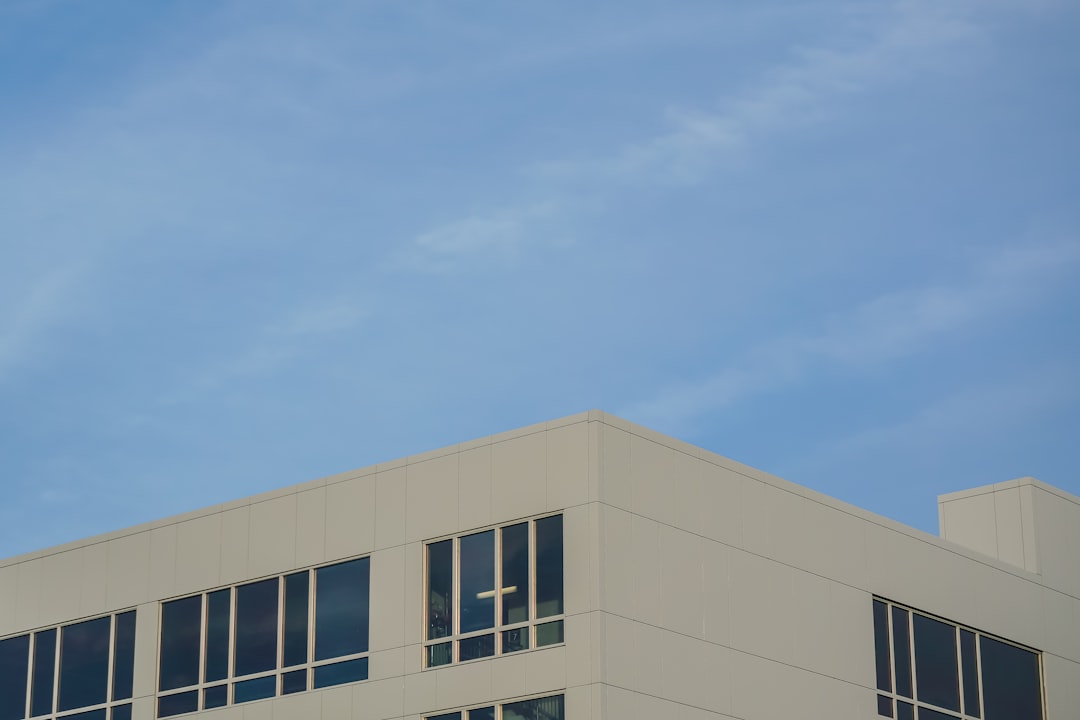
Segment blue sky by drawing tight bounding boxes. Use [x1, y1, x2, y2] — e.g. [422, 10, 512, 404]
[2, 0, 1078, 559]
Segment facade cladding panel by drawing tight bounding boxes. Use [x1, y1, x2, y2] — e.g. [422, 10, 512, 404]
[0, 410, 1077, 720]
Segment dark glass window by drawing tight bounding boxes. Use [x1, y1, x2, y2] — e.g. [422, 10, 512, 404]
[111, 704, 132, 720]
[0, 634, 29, 720]
[204, 589, 230, 682]
[873, 600, 892, 693]
[459, 530, 495, 633]
[535, 515, 563, 618]
[160, 595, 202, 691]
[58, 616, 111, 711]
[429, 714, 461, 720]
[873, 599, 1043, 720]
[112, 611, 136, 701]
[501, 523, 530, 625]
[469, 708, 495, 720]
[424, 515, 564, 667]
[31, 629, 57, 717]
[234, 675, 276, 704]
[313, 658, 368, 688]
[503, 694, 565, 720]
[428, 540, 454, 640]
[891, 606, 912, 698]
[234, 578, 279, 677]
[282, 669, 307, 695]
[158, 691, 198, 718]
[203, 685, 227, 709]
[458, 633, 494, 661]
[65, 710, 106, 720]
[315, 558, 370, 660]
[981, 636, 1042, 720]
[913, 614, 959, 712]
[283, 572, 310, 667]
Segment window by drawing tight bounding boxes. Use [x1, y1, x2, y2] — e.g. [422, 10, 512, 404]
[0, 611, 135, 720]
[425, 515, 563, 667]
[873, 599, 1043, 720]
[157, 556, 370, 717]
[427, 694, 564, 720]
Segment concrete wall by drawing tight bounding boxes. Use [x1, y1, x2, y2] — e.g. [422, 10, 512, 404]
[592, 413, 1080, 720]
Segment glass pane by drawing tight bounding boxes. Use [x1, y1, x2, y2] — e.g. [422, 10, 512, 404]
[892, 607, 912, 698]
[315, 558, 370, 660]
[111, 704, 132, 720]
[458, 634, 495, 661]
[427, 540, 453, 640]
[918, 709, 958, 720]
[283, 572, 310, 666]
[469, 708, 495, 720]
[203, 685, 227, 709]
[535, 515, 563, 618]
[158, 691, 198, 718]
[960, 629, 980, 718]
[501, 523, 530, 625]
[460, 530, 495, 633]
[234, 675, 276, 703]
[874, 600, 892, 692]
[536, 620, 564, 647]
[112, 611, 136, 701]
[282, 669, 307, 695]
[31, 629, 56, 716]
[427, 642, 453, 667]
[313, 657, 368, 688]
[897, 701, 914, 720]
[160, 596, 202, 691]
[234, 578, 279, 677]
[913, 614, 959, 712]
[502, 628, 529, 653]
[205, 589, 231, 682]
[981, 636, 1042, 720]
[0, 634, 29, 720]
[64, 710, 106, 720]
[428, 714, 461, 720]
[877, 694, 893, 717]
[58, 616, 111, 711]
[503, 694, 565, 720]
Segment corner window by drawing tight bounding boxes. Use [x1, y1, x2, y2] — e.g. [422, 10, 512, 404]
[0, 611, 135, 720]
[873, 598, 1043, 720]
[427, 694, 564, 720]
[157, 556, 370, 717]
[425, 515, 563, 667]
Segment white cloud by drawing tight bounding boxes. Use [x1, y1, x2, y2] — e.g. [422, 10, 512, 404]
[624, 239, 1080, 431]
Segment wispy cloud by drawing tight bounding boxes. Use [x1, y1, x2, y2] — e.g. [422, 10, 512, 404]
[624, 239, 1080, 431]
[537, 0, 989, 186]
[389, 202, 563, 274]
[0, 267, 83, 384]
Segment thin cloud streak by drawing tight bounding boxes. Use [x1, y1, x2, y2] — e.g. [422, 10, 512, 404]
[624, 239, 1080, 432]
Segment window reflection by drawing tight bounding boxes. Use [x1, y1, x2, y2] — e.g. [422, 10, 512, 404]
[459, 530, 495, 633]
[315, 558, 369, 660]
[234, 578, 279, 677]
[58, 616, 111, 711]
[0, 634, 29, 720]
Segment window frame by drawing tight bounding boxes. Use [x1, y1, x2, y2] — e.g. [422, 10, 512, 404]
[873, 597, 1045, 720]
[423, 514, 564, 669]
[155, 555, 371, 717]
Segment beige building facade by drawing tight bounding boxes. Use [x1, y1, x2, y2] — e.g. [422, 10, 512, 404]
[1, 410, 1077, 720]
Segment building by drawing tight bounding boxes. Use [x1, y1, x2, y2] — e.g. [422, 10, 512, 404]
[1, 410, 1078, 720]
